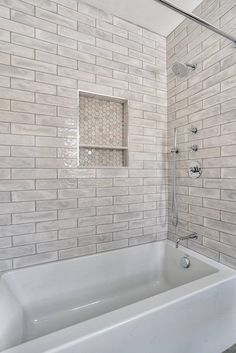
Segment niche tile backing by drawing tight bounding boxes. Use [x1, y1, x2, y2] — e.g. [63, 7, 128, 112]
[78, 92, 128, 167]
[79, 148, 124, 167]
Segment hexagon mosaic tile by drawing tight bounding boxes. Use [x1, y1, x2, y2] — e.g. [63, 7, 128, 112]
[79, 95, 127, 167]
[79, 148, 124, 167]
[79, 96, 124, 146]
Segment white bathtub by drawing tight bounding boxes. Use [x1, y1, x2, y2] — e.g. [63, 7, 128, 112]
[1, 240, 236, 353]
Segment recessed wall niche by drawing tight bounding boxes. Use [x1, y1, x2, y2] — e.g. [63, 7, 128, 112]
[78, 91, 128, 167]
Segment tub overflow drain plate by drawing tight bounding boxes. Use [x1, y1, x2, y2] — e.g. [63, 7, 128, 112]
[180, 255, 191, 268]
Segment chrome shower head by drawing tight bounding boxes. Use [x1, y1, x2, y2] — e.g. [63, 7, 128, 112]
[172, 62, 197, 77]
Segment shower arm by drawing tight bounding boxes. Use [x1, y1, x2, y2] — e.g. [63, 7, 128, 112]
[154, 0, 236, 47]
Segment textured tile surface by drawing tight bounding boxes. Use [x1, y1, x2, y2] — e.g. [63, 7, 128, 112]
[167, 0, 236, 268]
[0, 0, 234, 274]
[79, 96, 124, 147]
[0, 0, 168, 271]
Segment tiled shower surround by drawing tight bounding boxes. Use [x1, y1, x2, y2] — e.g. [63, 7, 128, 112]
[0, 0, 235, 273]
[167, 0, 236, 268]
[0, 0, 168, 271]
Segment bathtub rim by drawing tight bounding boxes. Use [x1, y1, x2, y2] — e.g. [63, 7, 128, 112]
[1, 240, 236, 353]
[1, 239, 234, 280]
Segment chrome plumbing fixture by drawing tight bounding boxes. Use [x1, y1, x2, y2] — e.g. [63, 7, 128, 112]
[171, 147, 179, 154]
[171, 128, 178, 227]
[180, 254, 191, 269]
[189, 162, 202, 179]
[176, 232, 198, 249]
[191, 144, 198, 152]
[154, 0, 236, 46]
[172, 62, 197, 77]
[190, 126, 198, 134]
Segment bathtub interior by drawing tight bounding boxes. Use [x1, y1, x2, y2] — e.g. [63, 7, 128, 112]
[0, 282, 24, 351]
[0, 241, 219, 350]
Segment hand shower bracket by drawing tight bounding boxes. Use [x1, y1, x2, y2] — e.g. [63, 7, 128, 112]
[171, 148, 179, 154]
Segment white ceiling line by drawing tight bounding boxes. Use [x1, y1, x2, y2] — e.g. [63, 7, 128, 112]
[82, 0, 204, 36]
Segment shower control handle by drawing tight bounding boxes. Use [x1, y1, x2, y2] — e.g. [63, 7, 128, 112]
[190, 127, 198, 134]
[190, 166, 200, 173]
[190, 144, 198, 152]
[189, 162, 202, 179]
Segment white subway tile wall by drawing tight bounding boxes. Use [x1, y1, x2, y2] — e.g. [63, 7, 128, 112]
[0, 0, 168, 271]
[167, 0, 236, 268]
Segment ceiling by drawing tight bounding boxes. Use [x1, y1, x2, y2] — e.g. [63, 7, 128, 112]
[84, 0, 204, 36]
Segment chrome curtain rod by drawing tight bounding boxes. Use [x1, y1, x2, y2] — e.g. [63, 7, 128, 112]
[154, 0, 236, 46]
